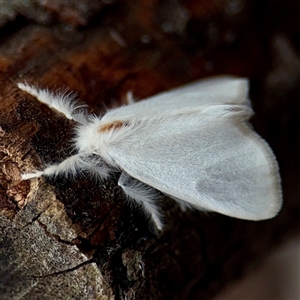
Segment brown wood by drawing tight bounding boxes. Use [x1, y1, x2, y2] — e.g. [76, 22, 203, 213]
[0, 1, 299, 299]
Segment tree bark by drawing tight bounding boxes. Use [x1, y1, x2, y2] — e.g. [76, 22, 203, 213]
[0, 1, 299, 299]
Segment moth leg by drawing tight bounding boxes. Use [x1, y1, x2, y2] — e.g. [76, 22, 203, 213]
[17, 82, 87, 123]
[21, 154, 84, 180]
[118, 172, 163, 230]
[125, 91, 135, 105]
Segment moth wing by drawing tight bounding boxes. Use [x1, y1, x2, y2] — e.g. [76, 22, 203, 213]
[102, 76, 250, 121]
[109, 105, 282, 220]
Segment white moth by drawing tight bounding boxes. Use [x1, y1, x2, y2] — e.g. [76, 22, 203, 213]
[18, 76, 282, 230]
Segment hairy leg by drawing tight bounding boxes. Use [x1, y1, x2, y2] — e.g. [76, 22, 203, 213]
[17, 82, 87, 123]
[118, 172, 163, 230]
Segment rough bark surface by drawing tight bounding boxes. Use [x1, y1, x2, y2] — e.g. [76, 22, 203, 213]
[0, 1, 299, 299]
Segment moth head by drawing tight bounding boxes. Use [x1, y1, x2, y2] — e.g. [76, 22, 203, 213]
[74, 117, 103, 153]
[74, 117, 126, 166]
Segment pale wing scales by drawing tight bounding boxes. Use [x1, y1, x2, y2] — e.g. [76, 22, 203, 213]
[108, 106, 282, 220]
[102, 76, 249, 121]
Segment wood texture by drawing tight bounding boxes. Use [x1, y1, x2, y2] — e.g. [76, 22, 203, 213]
[0, 1, 299, 299]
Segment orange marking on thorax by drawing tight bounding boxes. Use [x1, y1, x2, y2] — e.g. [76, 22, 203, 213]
[98, 121, 124, 133]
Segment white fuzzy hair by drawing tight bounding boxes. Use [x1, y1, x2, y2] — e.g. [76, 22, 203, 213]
[18, 76, 282, 230]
